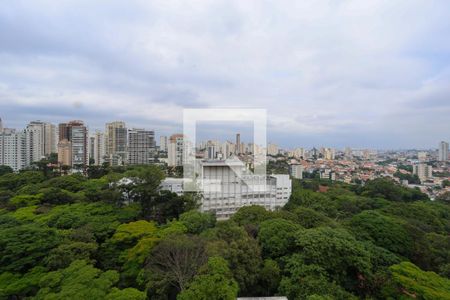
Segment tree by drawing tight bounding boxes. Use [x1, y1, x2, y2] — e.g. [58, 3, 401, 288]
[291, 227, 373, 294]
[361, 178, 428, 202]
[349, 210, 413, 257]
[258, 218, 302, 258]
[285, 188, 338, 217]
[180, 210, 216, 234]
[207, 221, 263, 296]
[436, 191, 450, 204]
[31, 158, 57, 178]
[0, 267, 46, 299]
[145, 234, 208, 297]
[8, 194, 42, 208]
[279, 255, 357, 300]
[394, 171, 421, 184]
[385, 262, 450, 299]
[0, 165, 13, 176]
[87, 164, 111, 179]
[255, 259, 281, 296]
[105, 288, 146, 300]
[124, 166, 197, 222]
[44, 241, 98, 270]
[39, 187, 75, 205]
[111, 220, 158, 246]
[106, 220, 159, 285]
[0, 224, 61, 273]
[292, 207, 334, 228]
[230, 205, 272, 227]
[35, 260, 143, 299]
[0, 171, 45, 191]
[177, 256, 238, 300]
[149, 190, 198, 224]
[422, 233, 450, 276]
[42, 174, 86, 192]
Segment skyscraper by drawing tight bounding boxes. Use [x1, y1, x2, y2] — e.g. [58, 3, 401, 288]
[0, 128, 26, 171]
[128, 128, 156, 165]
[25, 121, 57, 163]
[89, 131, 105, 166]
[0, 119, 56, 171]
[235, 133, 241, 155]
[105, 121, 127, 165]
[25, 121, 45, 165]
[57, 139, 72, 167]
[159, 136, 168, 152]
[69, 121, 88, 171]
[57, 120, 88, 171]
[438, 141, 449, 162]
[58, 123, 71, 141]
[168, 134, 184, 167]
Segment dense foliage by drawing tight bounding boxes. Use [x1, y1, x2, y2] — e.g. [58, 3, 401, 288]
[0, 165, 449, 299]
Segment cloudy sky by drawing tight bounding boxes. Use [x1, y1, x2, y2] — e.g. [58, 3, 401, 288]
[1, 1, 449, 149]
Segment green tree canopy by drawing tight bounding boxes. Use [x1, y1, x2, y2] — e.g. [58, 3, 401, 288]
[180, 210, 216, 234]
[177, 256, 238, 300]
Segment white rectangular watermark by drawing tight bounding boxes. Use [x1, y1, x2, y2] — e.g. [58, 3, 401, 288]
[182, 108, 267, 193]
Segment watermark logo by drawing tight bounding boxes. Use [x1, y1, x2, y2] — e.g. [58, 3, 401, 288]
[182, 108, 267, 193]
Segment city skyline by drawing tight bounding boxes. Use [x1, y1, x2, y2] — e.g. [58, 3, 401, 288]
[1, 1, 450, 148]
[1, 116, 448, 152]
[0, 116, 447, 151]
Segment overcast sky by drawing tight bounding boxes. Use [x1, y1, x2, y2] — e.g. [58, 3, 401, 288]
[1, 1, 449, 149]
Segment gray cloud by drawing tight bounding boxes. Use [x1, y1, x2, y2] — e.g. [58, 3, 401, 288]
[0, 0, 450, 148]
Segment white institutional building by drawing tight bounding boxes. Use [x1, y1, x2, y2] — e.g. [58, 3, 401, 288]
[161, 159, 292, 219]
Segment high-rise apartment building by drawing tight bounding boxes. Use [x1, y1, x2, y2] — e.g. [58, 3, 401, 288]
[24, 121, 57, 164]
[159, 136, 168, 152]
[89, 131, 105, 166]
[24, 122, 45, 165]
[417, 151, 427, 162]
[168, 134, 184, 167]
[105, 121, 127, 166]
[291, 148, 305, 159]
[70, 121, 88, 171]
[438, 141, 449, 162]
[267, 143, 279, 156]
[0, 128, 26, 171]
[413, 164, 433, 182]
[58, 123, 71, 141]
[57, 120, 88, 171]
[235, 133, 241, 155]
[323, 148, 335, 160]
[290, 164, 304, 179]
[128, 128, 156, 165]
[0, 120, 56, 171]
[57, 139, 72, 167]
